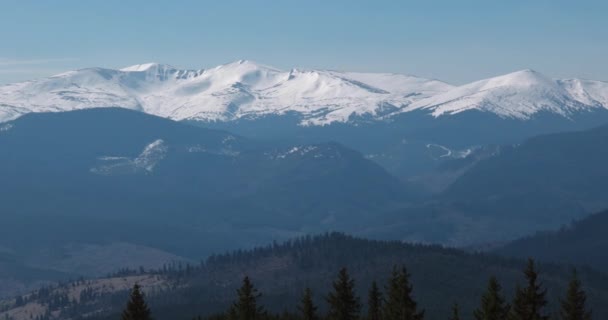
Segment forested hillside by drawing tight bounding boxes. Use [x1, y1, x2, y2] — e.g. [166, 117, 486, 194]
[2, 234, 605, 320]
[496, 209, 608, 270]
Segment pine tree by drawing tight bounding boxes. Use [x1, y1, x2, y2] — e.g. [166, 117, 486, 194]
[474, 276, 509, 320]
[299, 287, 318, 320]
[509, 259, 549, 320]
[231, 276, 265, 320]
[121, 284, 152, 320]
[326, 267, 361, 320]
[368, 281, 382, 320]
[450, 303, 461, 320]
[559, 270, 592, 320]
[383, 266, 424, 320]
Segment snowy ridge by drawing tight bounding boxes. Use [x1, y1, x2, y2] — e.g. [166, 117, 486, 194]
[405, 69, 608, 119]
[1, 61, 607, 125]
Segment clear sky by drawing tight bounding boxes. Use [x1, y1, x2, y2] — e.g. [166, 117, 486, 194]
[0, 0, 606, 84]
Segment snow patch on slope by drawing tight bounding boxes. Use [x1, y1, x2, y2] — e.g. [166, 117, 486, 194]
[91, 139, 167, 175]
[133, 139, 168, 171]
[0, 123, 12, 132]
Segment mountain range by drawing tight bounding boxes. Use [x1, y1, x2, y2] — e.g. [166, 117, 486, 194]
[1, 106, 607, 283]
[4, 60, 608, 183]
[1, 60, 608, 126]
[2, 62, 608, 303]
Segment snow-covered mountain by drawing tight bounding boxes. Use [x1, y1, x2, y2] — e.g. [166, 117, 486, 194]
[0, 60, 451, 125]
[1, 61, 608, 125]
[406, 69, 608, 119]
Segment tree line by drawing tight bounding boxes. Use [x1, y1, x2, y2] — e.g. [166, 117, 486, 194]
[120, 258, 591, 320]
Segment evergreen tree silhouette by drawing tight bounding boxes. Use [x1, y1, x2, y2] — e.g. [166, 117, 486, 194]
[299, 287, 318, 320]
[509, 259, 548, 320]
[474, 276, 509, 320]
[450, 303, 461, 320]
[121, 284, 152, 320]
[383, 266, 424, 320]
[326, 267, 361, 320]
[368, 281, 382, 320]
[231, 276, 265, 320]
[559, 270, 592, 320]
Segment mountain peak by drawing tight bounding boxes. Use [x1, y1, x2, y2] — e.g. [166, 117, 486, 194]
[215, 59, 283, 73]
[406, 69, 600, 119]
[120, 63, 176, 72]
[493, 68, 552, 85]
[1, 63, 607, 125]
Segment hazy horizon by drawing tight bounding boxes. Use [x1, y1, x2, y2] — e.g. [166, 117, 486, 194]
[1, 0, 607, 85]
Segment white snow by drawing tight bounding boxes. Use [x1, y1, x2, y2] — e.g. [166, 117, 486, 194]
[0, 123, 12, 132]
[405, 69, 607, 119]
[0, 60, 452, 125]
[426, 143, 477, 159]
[268, 145, 321, 160]
[0, 62, 607, 125]
[426, 144, 453, 158]
[133, 139, 168, 171]
[92, 139, 167, 175]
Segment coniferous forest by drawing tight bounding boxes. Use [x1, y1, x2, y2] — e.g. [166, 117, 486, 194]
[117, 256, 591, 320]
[25, 233, 598, 320]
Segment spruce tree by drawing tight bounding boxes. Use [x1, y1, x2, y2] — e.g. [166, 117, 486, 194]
[368, 281, 382, 320]
[509, 259, 548, 320]
[474, 276, 509, 320]
[559, 270, 592, 320]
[450, 303, 461, 320]
[383, 266, 424, 320]
[299, 287, 318, 320]
[231, 276, 265, 320]
[121, 284, 152, 320]
[326, 267, 361, 320]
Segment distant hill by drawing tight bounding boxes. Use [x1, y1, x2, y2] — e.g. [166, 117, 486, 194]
[496, 209, 608, 271]
[2, 233, 607, 320]
[0, 108, 408, 281]
[408, 123, 608, 245]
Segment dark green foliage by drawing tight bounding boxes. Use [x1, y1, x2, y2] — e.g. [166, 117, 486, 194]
[560, 270, 592, 320]
[231, 276, 265, 320]
[383, 266, 424, 320]
[509, 259, 548, 320]
[450, 303, 461, 320]
[298, 288, 318, 320]
[368, 281, 382, 320]
[15, 233, 608, 320]
[474, 276, 509, 320]
[326, 268, 361, 320]
[497, 209, 608, 271]
[121, 284, 152, 320]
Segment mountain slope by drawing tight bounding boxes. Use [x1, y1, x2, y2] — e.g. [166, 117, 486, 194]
[0, 108, 408, 279]
[4, 233, 608, 320]
[405, 69, 608, 118]
[427, 123, 608, 244]
[495, 209, 608, 270]
[4, 61, 608, 184]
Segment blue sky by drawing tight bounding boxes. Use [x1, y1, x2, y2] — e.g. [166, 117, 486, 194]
[0, 0, 606, 84]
